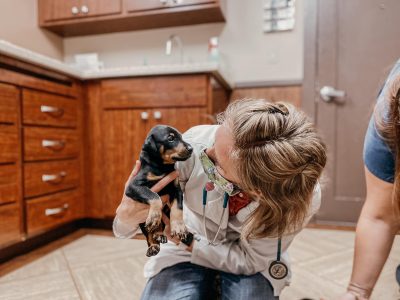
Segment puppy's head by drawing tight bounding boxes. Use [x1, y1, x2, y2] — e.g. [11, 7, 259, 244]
[143, 125, 193, 164]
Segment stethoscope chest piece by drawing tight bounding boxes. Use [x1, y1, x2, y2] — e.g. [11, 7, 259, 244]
[268, 260, 288, 280]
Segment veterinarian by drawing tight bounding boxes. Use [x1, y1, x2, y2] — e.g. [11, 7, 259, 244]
[114, 99, 327, 299]
[338, 61, 400, 300]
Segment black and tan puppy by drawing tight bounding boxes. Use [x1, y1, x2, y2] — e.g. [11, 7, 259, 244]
[125, 125, 193, 257]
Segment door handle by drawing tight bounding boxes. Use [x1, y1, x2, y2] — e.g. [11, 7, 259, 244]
[320, 86, 346, 103]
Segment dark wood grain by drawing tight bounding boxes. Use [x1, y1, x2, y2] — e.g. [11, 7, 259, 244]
[26, 189, 81, 236]
[23, 127, 79, 161]
[101, 75, 208, 109]
[24, 159, 80, 198]
[22, 89, 77, 128]
[0, 125, 19, 163]
[0, 83, 19, 124]
[0, 203, 21, 247]
[0, 164, 19, 205]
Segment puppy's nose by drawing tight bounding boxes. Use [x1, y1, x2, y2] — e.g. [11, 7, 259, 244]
[187, 145, 193, 154]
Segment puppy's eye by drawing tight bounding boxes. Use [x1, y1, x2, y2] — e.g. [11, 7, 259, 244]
[167, 135, 175, 142]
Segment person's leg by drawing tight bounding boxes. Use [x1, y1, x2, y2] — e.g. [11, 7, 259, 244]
[219, 271, 278, 300]
[140, 262, 217, 300]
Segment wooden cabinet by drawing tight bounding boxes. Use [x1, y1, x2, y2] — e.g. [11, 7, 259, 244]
[126, 0, 216, 12]
[0, 56, 85, 252]
[21, 88, 83, 237]
[86, 74, 229, 217]
[0, 83, 21, 248]
[39, 0, 121, 22]
[38, 0, 225, 37]
[102, 107, 207, 215]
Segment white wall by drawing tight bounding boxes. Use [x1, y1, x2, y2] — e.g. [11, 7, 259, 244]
[0, 0, 63, 60]
[64, 0, 304, 85]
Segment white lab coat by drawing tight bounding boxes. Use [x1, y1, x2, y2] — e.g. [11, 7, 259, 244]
[113, 125, 321, 296]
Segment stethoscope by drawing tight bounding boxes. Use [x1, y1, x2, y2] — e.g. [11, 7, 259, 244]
[201, 187, 288, 280]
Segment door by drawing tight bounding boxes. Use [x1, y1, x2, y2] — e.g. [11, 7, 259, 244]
[303, 0, 400, 224]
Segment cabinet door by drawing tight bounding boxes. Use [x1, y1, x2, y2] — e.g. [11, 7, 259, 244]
[40, 0, 121, 22]
[40, 0, 81, 21]
[150, 107, 208, 133]
[126, 0, 215, 12]
[102, 109, 151, 216]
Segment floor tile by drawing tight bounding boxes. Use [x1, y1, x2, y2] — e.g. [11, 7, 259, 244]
[62, 234, 147, 268]
[0, 270, 80, 300]
[0, 250, 68, 283]
[71, 255, 148, 300]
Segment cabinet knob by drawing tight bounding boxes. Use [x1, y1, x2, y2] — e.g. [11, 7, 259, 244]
[81, 5, 89, 14]
[141, 112, 149, 120]
[153, 111, 162, 120]
[71, 6, 79, 15]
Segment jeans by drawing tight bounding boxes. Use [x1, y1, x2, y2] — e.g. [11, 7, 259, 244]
[140, 262, 278, 300]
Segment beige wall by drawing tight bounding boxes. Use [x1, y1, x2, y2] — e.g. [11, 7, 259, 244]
[64, 0, 304, 85]
[0, 0, 63, 60]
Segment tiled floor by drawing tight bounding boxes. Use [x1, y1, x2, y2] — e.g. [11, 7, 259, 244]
[0, 228, 399, 300]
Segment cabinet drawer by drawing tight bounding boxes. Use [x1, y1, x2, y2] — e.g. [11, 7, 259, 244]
[0, 125, 19, 163]
[26, 189, 80, 236]
[0, 83, 19, 124]
[0, 164, 19, 205]
[24, 160, 79, 198]
[101, 75, 208, 109]
[24, 127, 79, 161]
[0, 203, 20, 247]
[23, 90, 77, 128]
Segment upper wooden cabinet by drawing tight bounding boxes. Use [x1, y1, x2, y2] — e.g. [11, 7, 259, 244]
[39, 0, 122, 22]
[126, 0, 216, 12]
[38, 0, 226, 37]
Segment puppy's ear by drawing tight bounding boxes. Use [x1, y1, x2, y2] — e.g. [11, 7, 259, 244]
[143, 134, 158, 152]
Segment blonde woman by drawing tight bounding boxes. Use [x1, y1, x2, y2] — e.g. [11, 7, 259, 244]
[339, 62, 400, 300]
[114, 99, 327, 299]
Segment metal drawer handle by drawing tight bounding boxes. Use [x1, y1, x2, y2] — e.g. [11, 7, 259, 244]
[45, 203, 69, 216]
[40, 105, 64, 117]
[42, 171, 67, 183]
[42, 139, 66, 150]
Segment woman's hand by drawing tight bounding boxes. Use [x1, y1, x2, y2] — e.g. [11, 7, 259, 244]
[115, 160, 179, 228]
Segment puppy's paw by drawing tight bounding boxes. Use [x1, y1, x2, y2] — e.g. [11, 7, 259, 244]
[153, 233, 168, 244]
[145, 210, 162, 232]
[170, 220, 188, 240]
[146, 244, 160, 257]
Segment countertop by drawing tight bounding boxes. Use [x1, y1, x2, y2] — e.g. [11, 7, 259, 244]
[0, 40, 233, 88]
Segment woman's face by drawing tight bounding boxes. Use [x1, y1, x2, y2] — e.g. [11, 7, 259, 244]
[206, 124, 241, 186]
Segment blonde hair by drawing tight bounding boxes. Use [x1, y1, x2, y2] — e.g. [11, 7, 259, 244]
[375, 75, 400, 215]
[218, 99, 327, 239]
